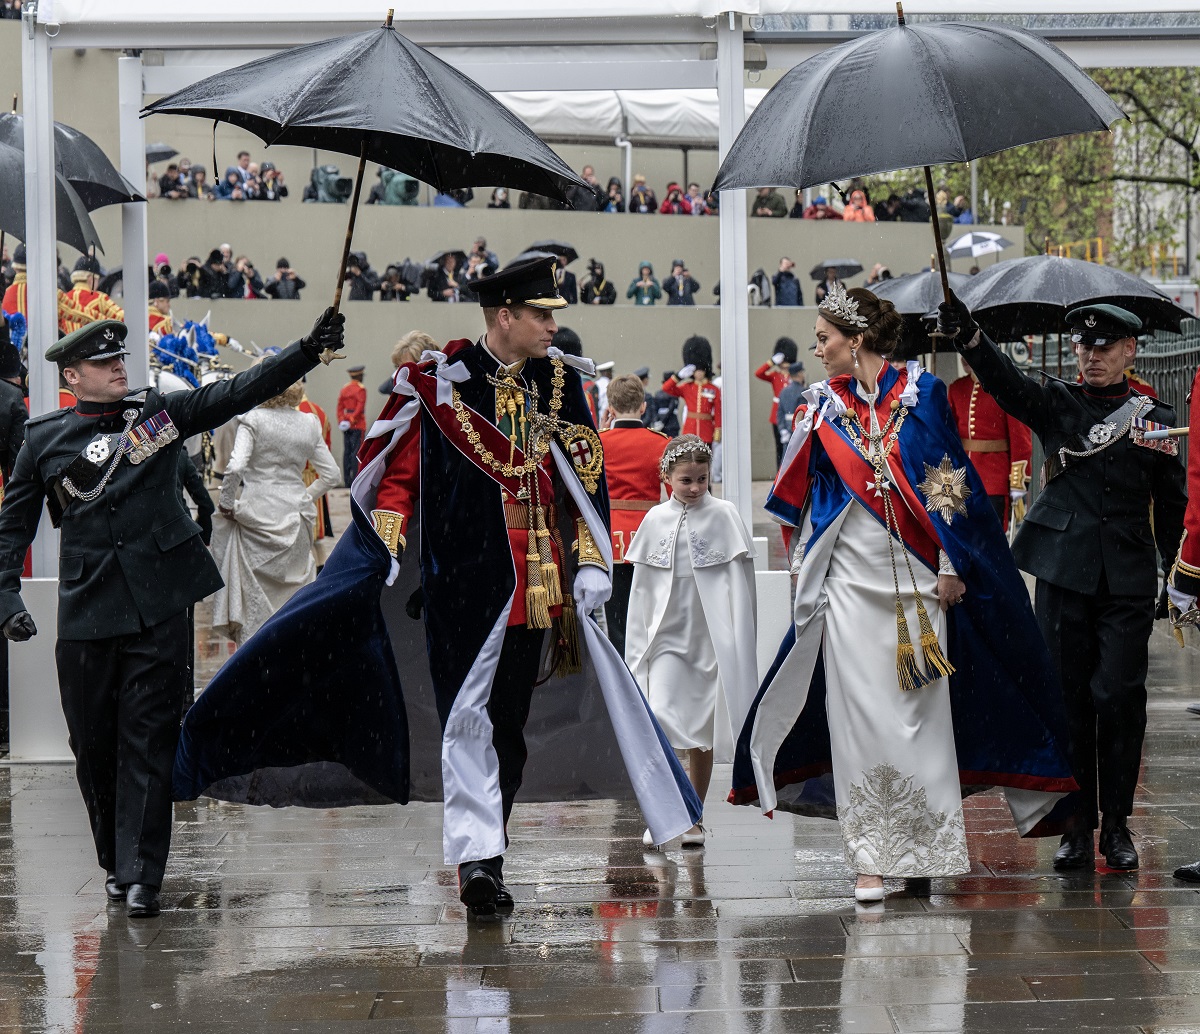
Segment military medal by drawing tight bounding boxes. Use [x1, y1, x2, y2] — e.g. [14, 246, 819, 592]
[123, 410, 178, 465]
[84, 435, 112, 464]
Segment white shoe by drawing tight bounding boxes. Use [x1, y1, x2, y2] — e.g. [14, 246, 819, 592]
[854, 883, 885, 903]
[681, 824, 706, 848]
[642, 828, 656, 849]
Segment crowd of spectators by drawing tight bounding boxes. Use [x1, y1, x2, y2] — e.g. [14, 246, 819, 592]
[150, 151, 289, 203]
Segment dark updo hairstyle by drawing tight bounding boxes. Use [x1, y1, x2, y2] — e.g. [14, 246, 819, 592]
[819, 287, 904, 359]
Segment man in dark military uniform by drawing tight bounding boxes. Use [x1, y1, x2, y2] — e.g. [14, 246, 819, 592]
[938, 297, 1186, 873]
[0, 309, 345, 917]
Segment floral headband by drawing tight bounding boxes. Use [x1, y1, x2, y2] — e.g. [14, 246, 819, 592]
[659, 436, 713, 479]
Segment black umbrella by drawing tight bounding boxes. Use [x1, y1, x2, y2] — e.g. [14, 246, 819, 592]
[146, 142, 178, 165]
[954, 254, 1195, 342]
[0, 140, 102, 254]
[712, 6, 1124, 306]
[507, 249, 557, 267]
[872, 269, 973, 358]
[0, 114, 144, 211]
[144, 11, 589, 340]
[810, 259, 863, 281]
[524, 240, 578, 265]
[428, 249, 468, 271]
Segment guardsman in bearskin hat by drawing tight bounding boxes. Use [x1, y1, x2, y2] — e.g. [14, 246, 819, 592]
[661, 335, 721, 445]
[756, 336, 798, 467]
[0, 309, 345, 919]
[939, 296, 1186, 873]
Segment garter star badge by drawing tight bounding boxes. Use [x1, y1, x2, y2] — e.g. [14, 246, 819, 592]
[560, 424, 603, 494]
[918, 454, 972, 524]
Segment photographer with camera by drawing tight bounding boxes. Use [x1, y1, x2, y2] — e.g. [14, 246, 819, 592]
[227, 256, 265, 300]
[343, 251, 381, 301]
[659, 182, 692, 215]
[379, 266, 412, 302]
[582, 260, 616, 305]
[258, 162, 288, 201]
[664, 259, 700, 307]
[602, 177, 625, 214]
[215, 170, 247, 201]
[264, 257, 306, 301]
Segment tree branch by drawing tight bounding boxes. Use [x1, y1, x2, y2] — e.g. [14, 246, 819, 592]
[1110, 87, 1200, 164]
[1073, 172, 1198, 191]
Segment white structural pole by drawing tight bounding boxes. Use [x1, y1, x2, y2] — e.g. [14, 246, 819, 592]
[119, 54, 150, 389]
[21, 5, 60, 574]
[716, 11, 752, 533]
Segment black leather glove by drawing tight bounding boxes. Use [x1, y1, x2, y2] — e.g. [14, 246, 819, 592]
[1156, 582, 1171, 620]
[2, 611, 37, 642]
[197, 511, 213, 546]
[936, 290, 980, 348]
[299, 306, 347, 360]
[404, 584, 424, 621]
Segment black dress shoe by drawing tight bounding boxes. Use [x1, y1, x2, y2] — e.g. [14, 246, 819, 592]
[458, 865, 499, 921]
[1187, 703, 1200, 716]
[1053, 831, 1095, 870]
[1173, 861, 1200, 883]
[126, 884, 161, 919]
[494, 879, 515, 915]
[1099, 820, 1138, 871]
[104, 872, 126, 903]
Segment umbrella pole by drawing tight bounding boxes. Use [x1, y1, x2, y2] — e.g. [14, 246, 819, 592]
[325, 141, 368, 364]
[923, 166, 952, 305]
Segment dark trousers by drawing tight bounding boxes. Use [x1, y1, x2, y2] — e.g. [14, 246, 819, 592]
[988, 494, 1006, 525]
[1035, 578, 1154, 830]
[55, 611, 189, 888]
[342, 427, 363, 485]
[771, 423, 783, 467]
[604, 563, 636, 660]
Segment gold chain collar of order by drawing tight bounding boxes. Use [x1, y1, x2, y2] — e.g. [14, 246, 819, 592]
[451, 356, 567, 478]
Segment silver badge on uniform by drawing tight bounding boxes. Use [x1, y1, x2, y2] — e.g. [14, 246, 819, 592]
[84, 435, 111, 465]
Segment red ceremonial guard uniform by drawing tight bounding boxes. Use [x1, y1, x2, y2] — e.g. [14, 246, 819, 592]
[947, 371, 1032, 529]
[3, 245, 87, 333]
[755, 362, 790, 427]
[599, 418, 668, 654]
[661, 374, 721, 444]
[299, 392, 334, 544]
[59, 256, 125, 336]
[1127, 369, 1158, 399]
[337, 370, 368, 482]
[148, 307, 173, 339]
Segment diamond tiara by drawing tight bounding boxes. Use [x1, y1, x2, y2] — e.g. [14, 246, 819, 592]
[818, 281, 869, 329]
[659, 436, 713, 477]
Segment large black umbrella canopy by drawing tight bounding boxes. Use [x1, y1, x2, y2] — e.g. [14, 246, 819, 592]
[711, 10, 1124, 306]
[524, 240, 578, 265]
[955, 255, 1195, 341]
[146, 142, 178, 164]
[144, 21, 588, 203]
[0, 140, 102, 254]
[428, 249, 468, 270]
[872, 269, 972, 358]
[810, 259, 863, 281]
[712, 20, 1123, 193]
[0, 114, 144, 211]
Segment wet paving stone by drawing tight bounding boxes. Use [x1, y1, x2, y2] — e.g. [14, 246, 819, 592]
[2, 598, 1200, 1030]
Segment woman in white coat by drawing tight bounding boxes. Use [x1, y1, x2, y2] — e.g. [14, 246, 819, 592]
[625, 435, 758, 847]
[211, 381, 340, 645]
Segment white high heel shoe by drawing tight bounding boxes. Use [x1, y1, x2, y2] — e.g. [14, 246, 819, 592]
[854, 880, 885, 903]
[681, 824, 706, 848]
[642, 828, 657, 849]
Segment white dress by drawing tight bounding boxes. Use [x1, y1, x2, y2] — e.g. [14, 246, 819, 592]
[624, 492, 759, 762]
[210, 407, 340, 645]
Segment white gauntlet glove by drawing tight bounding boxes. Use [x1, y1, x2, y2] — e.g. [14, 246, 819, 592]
[573, 566, 612, 614]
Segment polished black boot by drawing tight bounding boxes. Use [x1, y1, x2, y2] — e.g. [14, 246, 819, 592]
[1099, 817, 1138, 871]
[1174, 860, 1200, 883]
[126, 884, 161, 918]
[104, 872, 126, 903]
[1053, 830, 1094, 871]
[458, 862, 500, 921]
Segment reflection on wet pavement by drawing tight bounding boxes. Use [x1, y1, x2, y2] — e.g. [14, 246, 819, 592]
[4, 495, 1200, 1030]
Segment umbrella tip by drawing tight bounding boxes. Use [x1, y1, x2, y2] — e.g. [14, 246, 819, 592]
[385, 8, 394, 26]
[896, 1, 905, 25]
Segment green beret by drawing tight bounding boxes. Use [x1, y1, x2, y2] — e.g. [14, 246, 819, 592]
[1065, 304, 1142, 342]
[45, 320, 129, 365]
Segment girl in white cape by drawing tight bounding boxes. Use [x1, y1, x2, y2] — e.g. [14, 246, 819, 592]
[624, 435, 758, 847]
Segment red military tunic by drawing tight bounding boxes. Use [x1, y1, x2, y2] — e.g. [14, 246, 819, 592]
[754, 362, 790, 425]
[600, 420, 668, 563]
[947, 373, 1032, 528]
[1127, 370, 1158, 399]
[58, 286, 125, 336]
[1169, 364, 1200, 605]
[299, 394, 332, 541]
[148, 308, 173, 338]
[4, 273, 83, 331]
[661, 375, 721, 444]
[337, 379, 367, 431]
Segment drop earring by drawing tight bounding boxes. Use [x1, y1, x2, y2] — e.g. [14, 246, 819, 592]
[852, 348, 860, 369]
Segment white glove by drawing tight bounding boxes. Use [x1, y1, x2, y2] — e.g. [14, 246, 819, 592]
[677, 364, 696, 380]
[772, 353, 785, 365]
[1009, 488, 1028, 501]
[338, 420, 351, 432]
[573, 565, 612, 614]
